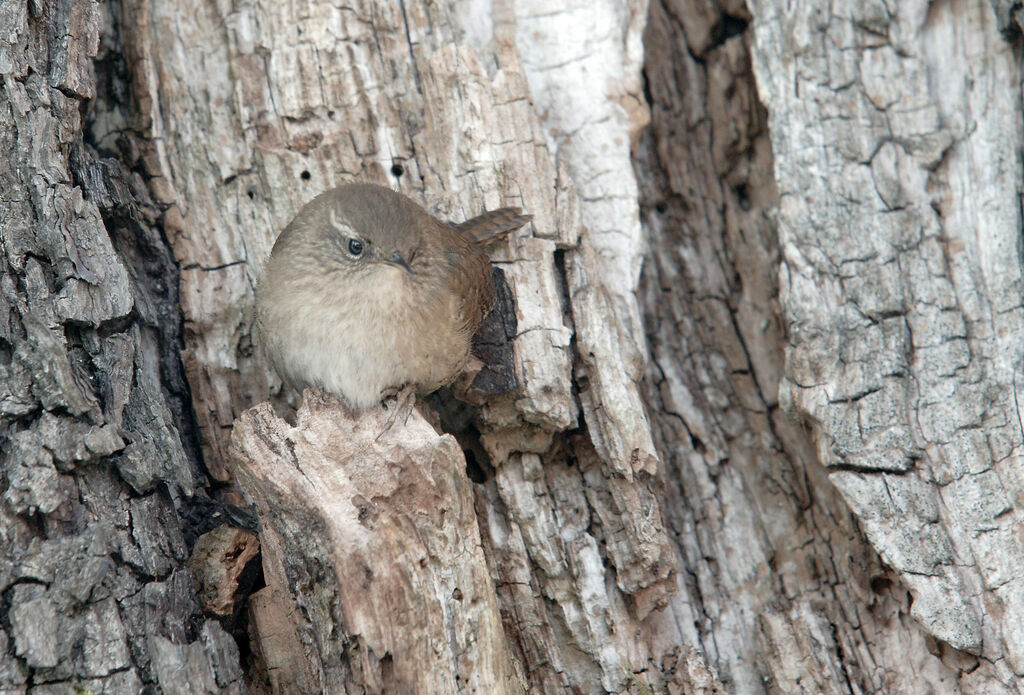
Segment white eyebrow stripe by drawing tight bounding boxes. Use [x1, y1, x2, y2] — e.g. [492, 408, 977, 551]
[329, 209, 353, 234]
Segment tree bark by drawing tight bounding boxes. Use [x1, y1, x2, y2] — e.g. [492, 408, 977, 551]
[743, 0, 1024, 689]
[5, 0, 1024, 693]
[1, 1, 249, 693]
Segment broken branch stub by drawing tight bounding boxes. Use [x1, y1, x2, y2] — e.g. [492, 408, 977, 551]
[229, 390, 526, 694]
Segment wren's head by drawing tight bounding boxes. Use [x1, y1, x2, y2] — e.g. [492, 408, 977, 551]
[275, 183, 437, 281]
[326, 206, 415, 274]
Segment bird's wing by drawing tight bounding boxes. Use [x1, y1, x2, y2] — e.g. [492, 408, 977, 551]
[450, 208, 532, 245]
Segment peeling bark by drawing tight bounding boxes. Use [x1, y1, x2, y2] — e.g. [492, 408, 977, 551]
[0, 1, 246, 692]
[231, 391, 527, 695]
[6, 0, 1024, 693]
[749, 0, 1024, 689]
[117, 0, 681, 691]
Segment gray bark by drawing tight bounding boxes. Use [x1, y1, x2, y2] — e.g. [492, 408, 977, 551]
[4, 0, 1024, 693]
[749, 0, 1024, 689]
[0, 0, 249, 693]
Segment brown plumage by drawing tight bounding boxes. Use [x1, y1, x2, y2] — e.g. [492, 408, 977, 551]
[450, 207, 533, 244]
[255, 183, 531, 411]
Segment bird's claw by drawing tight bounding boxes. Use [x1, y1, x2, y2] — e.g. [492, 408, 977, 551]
[377, 385, 416, 440]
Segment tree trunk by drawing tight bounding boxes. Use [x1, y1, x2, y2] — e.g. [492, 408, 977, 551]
[4, 0, 1024, 693]
[1, 1, 249, 693]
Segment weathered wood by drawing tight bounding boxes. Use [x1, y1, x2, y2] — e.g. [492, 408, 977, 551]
[117, 0, 690, 692]
[9, 0, 1024, 692]
[246, 575, 322, 694]
[230, 391, 526, 695]
[635, 1, 962, 691]
[188, 526, 261, 618]
[746, 0, 1024, 690]
[0, 0, 249, 692]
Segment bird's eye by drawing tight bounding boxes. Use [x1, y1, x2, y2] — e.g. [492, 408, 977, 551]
[347, 238, 364, 257]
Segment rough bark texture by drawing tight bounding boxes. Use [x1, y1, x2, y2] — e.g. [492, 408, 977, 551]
[748, 0, 1024, 690]
[0, 0, 249, 693]
[114, 0, 681, 692]
[636, 1, 972, 692]
[5, 0, 1024, 693]
[231, 391, 527, 695]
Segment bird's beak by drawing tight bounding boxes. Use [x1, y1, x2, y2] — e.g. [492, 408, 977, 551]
[386, 251, 414, 275]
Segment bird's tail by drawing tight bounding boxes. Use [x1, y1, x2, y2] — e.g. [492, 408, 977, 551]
[452, 208, 532, 245]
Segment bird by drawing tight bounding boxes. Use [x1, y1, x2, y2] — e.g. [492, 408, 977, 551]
[255, 182, 531, 414]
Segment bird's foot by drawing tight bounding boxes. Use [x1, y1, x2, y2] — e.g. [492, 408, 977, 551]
[377, 384, 416, 439]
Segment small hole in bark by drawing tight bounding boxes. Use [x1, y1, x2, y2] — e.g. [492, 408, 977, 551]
[452, 587, 463, 601]
[237, 332, 254, 358]
[327, 110, 335, 118]
[870, 576, 892, 594]
[465, 451, 487, 484]
[576, 373, 590, 392]
[300, 170, 311, 180]
[654, 201, 668, 214]
[709, 13, 749, 49]
[381, 653, 395, 688]
[642, 70, 653, 110]
[390, 162, 405, 178]
[246, 189, 256, 200]
[735, 182, 751, 211]
[690, 435, 706, 455]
